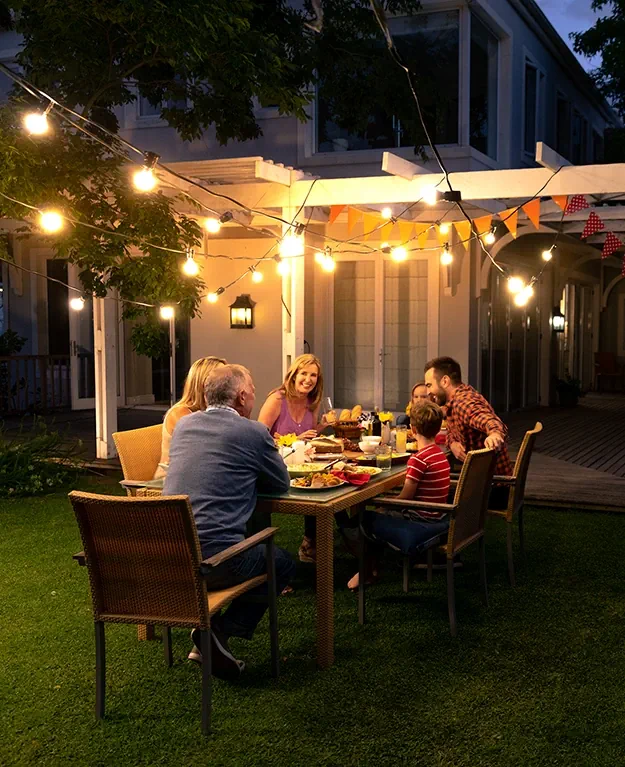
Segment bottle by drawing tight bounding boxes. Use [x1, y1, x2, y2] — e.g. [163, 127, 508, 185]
[371, 411, 382, 437]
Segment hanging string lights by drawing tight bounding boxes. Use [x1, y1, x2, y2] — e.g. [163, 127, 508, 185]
[69, 296, 85, 311]
[159, 305, 175, 320]
[206, 286, 225, 304]
[440, 243, 453, 266]
[23, 103, 53, 135]
[250, 267, 263, 283]
[39, 209, 64, 233]
[391, 245, 407, 262]
[542, 248, 554, 262]
[133, 151, 160, 192]
[182, 248, 200, 276]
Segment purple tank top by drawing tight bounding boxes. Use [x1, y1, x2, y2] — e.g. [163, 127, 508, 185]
[270, 396, 315, 437]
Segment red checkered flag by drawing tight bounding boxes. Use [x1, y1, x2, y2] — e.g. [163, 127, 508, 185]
[565, 195, 590, 215]
[602, 231, 623, 259]
[581, 211, 605, 239]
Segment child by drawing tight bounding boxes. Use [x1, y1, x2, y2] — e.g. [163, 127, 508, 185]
[347, 401, 451, 590]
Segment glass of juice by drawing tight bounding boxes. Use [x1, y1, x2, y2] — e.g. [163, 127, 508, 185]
[375, 444, 392, 472]
[395, 425, 407, 454]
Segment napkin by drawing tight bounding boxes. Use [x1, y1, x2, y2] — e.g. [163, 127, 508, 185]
[330, 470, 371, 486]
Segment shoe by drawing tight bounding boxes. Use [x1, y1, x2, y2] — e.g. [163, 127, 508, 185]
[190, 627, 245, 680]
[298, 536, 316, 563]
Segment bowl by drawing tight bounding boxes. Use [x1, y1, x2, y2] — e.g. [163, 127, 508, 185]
[361, 435, 381, 444]
[359, 441, 378, 455]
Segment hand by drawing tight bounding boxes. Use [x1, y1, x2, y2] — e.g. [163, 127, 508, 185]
[450, 441, 467, 462]
[484, 431, 505, 451]
[298, 429, 318, 441]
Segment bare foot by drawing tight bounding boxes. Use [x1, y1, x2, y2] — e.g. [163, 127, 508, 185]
[347, 569, 379, 590]
[347, 572, 360, 590]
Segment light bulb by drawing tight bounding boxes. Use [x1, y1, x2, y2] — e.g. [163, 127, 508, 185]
[204, 217, 221, 234]
[507, 276, 525, 294]
[315, 251, 326, 265]
[206, 292, 219, 304]
[39, 209, 64, 233]
[391, 246, 407, 262]
[381, 207, 393, 219]
[251, 269, 263, 283]
[422, 186, 439, 206]
[321, 255, 336, 272]
[133, 167, 157, 192]
[182, 254, 199, 276]
[439, 223, 451, 236]
[440, 250, 453, 266]
[513, 285, 534, 307]
[483, 230, 496, 245]
[23, 111, 49, 135]
[279, 231, 305, 258]
[542, 249, 553, 262]
[380, 241, 390, 250]
[69, 296, 85, 311]
[159, 305, 175, 320]
[277, 259, 291, 276]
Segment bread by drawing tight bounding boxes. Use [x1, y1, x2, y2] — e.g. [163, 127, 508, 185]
[326, 410, 337, 424]
[351, 405, 362, 420]
[311, 436, 343, 455]
[339, 408, 352, 422]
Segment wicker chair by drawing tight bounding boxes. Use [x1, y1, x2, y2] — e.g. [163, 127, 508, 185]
[487, 422, 542, 587]
[113, 424, 163, 493]
[69, 491, 280, 735]
[358, 448, 496, 637]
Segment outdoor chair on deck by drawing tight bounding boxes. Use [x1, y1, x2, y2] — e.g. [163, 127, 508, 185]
[487, 422, 542, 587]
[113, 424, 163, 495]
[69, 491, 281, 735]
[358, 448, 496, 637]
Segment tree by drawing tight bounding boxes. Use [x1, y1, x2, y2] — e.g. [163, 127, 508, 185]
[0, 1, 425, 355]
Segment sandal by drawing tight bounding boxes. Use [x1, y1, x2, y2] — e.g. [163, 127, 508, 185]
[298, 536, 316, 564]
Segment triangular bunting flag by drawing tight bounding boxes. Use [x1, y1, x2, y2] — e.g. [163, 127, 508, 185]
[565, 195, 589, 215]
[473, 215, 493, 239]
[415, 223, 430, 249]
[397, 219, 414, 243]
[499, 207, 519, 238]
[328, 205, 345, 226]
[581, 210, 605, 239]
[602, 231, 622, 258]
[347, 206, 362, 234]
[552, 195, 569, 212]
[380, 221, 394, 242]
[454, 220, 472, 250]
[362, 212, 381, 241]
[436, 224, 451, 245]
[522, 199, 541, 229]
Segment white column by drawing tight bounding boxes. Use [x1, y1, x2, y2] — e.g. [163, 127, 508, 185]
[281, 207, 305, 377]
[94, 297, 118, 459]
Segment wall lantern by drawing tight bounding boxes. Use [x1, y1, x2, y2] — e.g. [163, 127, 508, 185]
[552, 307, 565, 333]
[229, 294, 256, 329]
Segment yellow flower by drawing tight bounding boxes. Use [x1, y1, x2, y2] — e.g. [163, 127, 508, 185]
[277, 433, 298, 447]
[378, 411, 394, 423]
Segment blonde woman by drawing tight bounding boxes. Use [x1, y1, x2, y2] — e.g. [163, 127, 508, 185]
[153, 356, 227, 479]
[258, 354, 325, 562]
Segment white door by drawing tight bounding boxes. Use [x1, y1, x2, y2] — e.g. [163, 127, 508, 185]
[68, 265, 96, 410]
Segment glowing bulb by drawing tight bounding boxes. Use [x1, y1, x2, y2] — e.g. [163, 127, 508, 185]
[483, 230, 496, 245]
[204, 217, 221, 234]
[206, 292, 219, 304]
[542, 249, 553, 262]
[279, 231, 305, 258]
[381, 207, 393, 219]
[439, 223, 451, 236]
[391, 246, 407, 262]
[422, 186, 439, 206]
[380, 242, 390, 250]
[69, 297, 85, 311]
[159, 305, 175, 320]
[321, 255, 336, 272]
[513, 285, 534, 307]
[440, 250, 453, 266]
[23, 111, 49, 135]
[133, 167, 157, 192]
[39, 209, 64, 233]
[507, 276, 525, 295]
[277, 259, 291, 276]
[315, 251, 326, 265]
[251, 269, 263, 283]
[182, 254, 199, 276]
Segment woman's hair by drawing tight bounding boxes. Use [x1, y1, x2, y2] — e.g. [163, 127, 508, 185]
[411, 381, 427, 398]
[272, 353, 323, 412]
[175, 356, 227, 412]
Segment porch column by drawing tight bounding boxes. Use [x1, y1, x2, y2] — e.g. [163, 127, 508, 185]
[281, 207, 305, 376]
[94, 296, 118, 459]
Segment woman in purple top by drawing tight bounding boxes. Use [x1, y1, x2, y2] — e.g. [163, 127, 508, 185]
[258, 353, 325, 562]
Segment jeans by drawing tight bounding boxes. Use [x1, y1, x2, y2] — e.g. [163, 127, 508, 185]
[203, 544, 296, 640]
[364, 509, 449, 556]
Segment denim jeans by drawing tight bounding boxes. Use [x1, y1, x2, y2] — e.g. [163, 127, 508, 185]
[203, 544, 296, 640]
[364, 509, 449, 556]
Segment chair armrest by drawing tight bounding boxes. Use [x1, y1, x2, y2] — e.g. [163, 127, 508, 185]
[73, 551, 87, 566]
[201, 527, 279, 570]
[374, 496, 457, 514]
[492, 475, 517, 485]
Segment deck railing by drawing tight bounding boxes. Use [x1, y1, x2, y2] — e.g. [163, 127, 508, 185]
[0, 355, 71, 414]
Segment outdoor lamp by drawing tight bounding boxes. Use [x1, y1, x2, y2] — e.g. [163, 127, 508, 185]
[229, 294, 255, 329]
[552, 307, 565, 332]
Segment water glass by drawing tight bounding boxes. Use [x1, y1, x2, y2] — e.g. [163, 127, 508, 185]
[395, 425, 407, 454]
[375, 444, 392, 472]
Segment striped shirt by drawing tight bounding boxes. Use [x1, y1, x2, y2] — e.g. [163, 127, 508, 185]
[404, 444, 451, 521]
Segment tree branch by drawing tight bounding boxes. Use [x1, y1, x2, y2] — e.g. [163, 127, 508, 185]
[82, 53, 166, 115]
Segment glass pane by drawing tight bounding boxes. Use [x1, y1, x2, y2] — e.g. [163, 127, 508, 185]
[138, 96, 161, 117]
[470, 14, 498, 159]
[524, 304, 540, 407]
[383, 259, 428, 411]
[75, 295, 95, 400]
[524, 64, 537, 154]
[334, 261, 375, 409]
[490, 271, 508, 412]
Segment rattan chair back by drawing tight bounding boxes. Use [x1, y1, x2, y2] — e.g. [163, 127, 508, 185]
[113, 424, 162, 481]
[69, 491, 210, 629]
[509, 422, 542, 518]
[448, 448, 496, 555]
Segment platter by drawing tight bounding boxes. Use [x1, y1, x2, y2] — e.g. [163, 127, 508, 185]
[290, 478, 347, 491]
[287, 462, 333, 477]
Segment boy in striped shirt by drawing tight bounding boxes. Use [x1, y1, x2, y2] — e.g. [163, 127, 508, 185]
[347, 402, 451, 589]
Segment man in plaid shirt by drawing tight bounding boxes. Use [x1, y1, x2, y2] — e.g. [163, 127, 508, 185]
[424, 356, 513, 478]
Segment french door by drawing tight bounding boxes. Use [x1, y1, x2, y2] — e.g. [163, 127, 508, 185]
[68, 265, 96, 410]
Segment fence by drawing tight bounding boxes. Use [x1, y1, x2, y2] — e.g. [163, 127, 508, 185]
[0, 355, 71, 414]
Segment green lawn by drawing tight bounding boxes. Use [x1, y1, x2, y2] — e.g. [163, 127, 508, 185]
[2, 477, 625, 766]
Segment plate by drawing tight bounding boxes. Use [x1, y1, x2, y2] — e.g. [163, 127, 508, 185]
[347, 466, 382, 476]
[356, 452, 410, 462]
[287, 462, 332, 477]
[312, 453, 343, 461]
[290, 479, 347, 491]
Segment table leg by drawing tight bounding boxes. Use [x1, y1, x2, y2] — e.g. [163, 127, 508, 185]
[137, 625, 155, 641]
[315, 512, 334, 669]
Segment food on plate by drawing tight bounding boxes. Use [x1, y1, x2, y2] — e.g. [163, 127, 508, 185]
[350, 404, 362, 420]
[292, 472, 343, 488]
[348, 466, 382, 475]
[342, 439, 362, 452]
[407, 441, 418, 452]
[325, 410, 337, 424]
[339, 408, 352, 422]
[310, 436, 343, 455]
[286, 462, 330, 476]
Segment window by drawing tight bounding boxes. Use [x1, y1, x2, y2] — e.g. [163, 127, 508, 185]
[593, 130, 605, 163]
[470, 14, 499, 159]
[572, 110, 588, 164]
[556, 96, 571, 159]
[317, 11, 460, 153]
[524, 63, 538, 154]
[138, 86, 187, 121]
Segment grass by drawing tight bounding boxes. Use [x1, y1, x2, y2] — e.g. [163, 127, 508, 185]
[2, 476, 625, 766]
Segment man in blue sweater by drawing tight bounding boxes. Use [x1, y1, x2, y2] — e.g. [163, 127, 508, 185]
[164, 364, 294, 679]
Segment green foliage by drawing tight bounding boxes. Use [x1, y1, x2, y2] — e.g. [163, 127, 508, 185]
[0, 417, 82, 497]
[0, 328, 26, 355]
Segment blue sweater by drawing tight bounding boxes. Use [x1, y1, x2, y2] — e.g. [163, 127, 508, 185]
[163, 409, 290, 558]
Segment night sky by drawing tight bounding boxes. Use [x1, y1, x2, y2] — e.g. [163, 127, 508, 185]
[535, 0, 602, 70]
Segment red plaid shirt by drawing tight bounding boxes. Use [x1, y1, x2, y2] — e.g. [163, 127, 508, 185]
[446, 385, 513, 476]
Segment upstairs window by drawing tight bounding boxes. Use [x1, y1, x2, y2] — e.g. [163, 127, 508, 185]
[470, 14, 499, 160]
[556, 96, 571, 160]
[571, 109, 588, 164]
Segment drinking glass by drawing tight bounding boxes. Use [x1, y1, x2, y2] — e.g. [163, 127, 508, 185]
[395, 425, 407, 454]
[375, 444, 392, 472]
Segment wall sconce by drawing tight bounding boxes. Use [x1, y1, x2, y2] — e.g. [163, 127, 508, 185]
[552, 307, 565, 333]
[229, 294, 256, 329]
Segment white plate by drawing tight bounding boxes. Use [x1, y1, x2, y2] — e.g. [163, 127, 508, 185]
[290, 479, 347, 491]
[312, 453, 343, 461]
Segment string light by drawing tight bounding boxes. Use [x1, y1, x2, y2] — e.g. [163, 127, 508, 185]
[69, 296, 85, 311]
[39, 209, 64, 233]
[391, 245, 407, 262]
[182, 249, 199, 276]
[250, 267, 263, 283]
[279, 229, 305, 258]
[438, 222, 451, 236]
[207, 286, 225, 304]
[314, 251, 325, 265]
[513, 284, 534, 307]
[274, 254, 290, 275]
[422, 186, 439, 206]
[483, 228, 496, 246]
[320, 246, 336, 272]
[440, 244, 453, 266]
[159, 305, 175, 320]
[23, 103, 53, 135]
[507, 276, 525, 295]
[133, 151, 159, 192]
[542, 248, 554, 262]
[381, 207, 393, 219]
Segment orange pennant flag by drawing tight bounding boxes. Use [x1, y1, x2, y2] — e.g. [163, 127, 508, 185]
[551, 195, 568, 212]
[473, 214, 493, 239]
[397, 219, 414, 243]
[362, 212, 381, 241]
[415, 223, 430, 249]
[522, 198, 541, 229]
[454, 220, 472, 250]
[380, 221, 395, 242]
[499, 207, 519, 238]
[328, 205, 346, 226]
[436, 223, 452, 245]
[347, 207, 362, 234]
